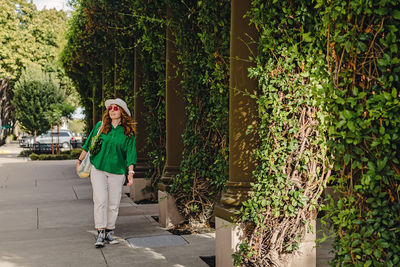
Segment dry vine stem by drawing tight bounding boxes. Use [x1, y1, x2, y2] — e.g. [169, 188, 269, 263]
[242, 102, 331, 266]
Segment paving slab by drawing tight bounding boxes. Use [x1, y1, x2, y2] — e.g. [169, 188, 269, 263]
[0, 226, 96, 243]
[0, 208, 37, 231]
[118, 204, 158, 216]
[72, 184, 93, 200]
[38, 204, 94, 228]
[126, 235, 188, 248]
[0, 237, 107, 267]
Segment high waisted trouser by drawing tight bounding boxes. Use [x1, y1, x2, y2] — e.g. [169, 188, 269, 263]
[90, 166, 125, 230]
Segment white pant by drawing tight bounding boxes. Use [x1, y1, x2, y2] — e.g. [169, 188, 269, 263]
[90, 166, 125, 230]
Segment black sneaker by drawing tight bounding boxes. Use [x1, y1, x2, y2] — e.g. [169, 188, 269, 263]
[95, 230, 105, 248]
[105, 230, 119, 244]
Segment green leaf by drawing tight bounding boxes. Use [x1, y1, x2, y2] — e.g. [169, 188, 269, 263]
[344, 153, 351, 164]
[392, 88, 397, 98]
[364, 248, 373, 255]
[377, 157, 388, 171]
[347, 121, 356, 132]
[345, 41, 351, 52]
[358, 41, 367, 52]
[343, 110, 353, 119]
[379, 126, 385, 135]
[381, 242, 390, 248]
[373, 249, 381, 259]
[375, 8, 388, 16]
[353, 87, 358, 96]
[337, 120, 346, 128]
[336, 97, 345, 105]
[391, 44, 398, 54]
[393, 10, 400, 20]
[302, 32, 312, 42]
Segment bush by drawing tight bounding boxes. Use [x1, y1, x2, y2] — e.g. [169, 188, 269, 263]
[38, 154, 49, 160]
[19, 150, 33, 157]
[70, 148, 82, 158]
[27, 150, 79, 160]
[29, 153, 39, 160]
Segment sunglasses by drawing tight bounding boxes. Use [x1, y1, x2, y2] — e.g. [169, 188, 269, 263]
[107, 106, 119, 111]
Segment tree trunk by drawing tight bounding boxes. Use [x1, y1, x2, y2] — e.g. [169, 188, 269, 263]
[57, 122, 60, 155]
[51, 124, 54, 155]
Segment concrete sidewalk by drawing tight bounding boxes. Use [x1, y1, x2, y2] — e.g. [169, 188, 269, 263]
[0, 146, 215, 267]
[0, 143, 333, 266]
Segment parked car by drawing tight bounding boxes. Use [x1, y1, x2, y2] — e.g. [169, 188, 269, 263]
[29, 130, 74, 149]
[19, 135, 32, 148]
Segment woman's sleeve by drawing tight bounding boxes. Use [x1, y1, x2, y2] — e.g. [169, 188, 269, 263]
[82, 121, 101, 152]
[126, 135, 137, 167]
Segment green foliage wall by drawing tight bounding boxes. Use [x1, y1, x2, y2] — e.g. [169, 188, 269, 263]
[318, 0, 400, 266]
[167, 0, 230, 227]
[62, 0, 136, 131]
[233, 0, 400, 266]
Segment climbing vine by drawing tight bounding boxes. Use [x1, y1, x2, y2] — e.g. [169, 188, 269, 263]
[233, 1, 330, 265]
[168, 0, 230, 228]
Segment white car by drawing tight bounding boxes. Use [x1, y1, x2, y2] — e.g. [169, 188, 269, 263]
[29, 130, 73, 149]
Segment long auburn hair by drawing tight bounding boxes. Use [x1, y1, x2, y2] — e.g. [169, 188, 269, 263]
[100, 106, 136, 137]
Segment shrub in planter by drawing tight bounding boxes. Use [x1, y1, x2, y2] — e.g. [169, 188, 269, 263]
[70, 149, 82, 158]
[19, 150, 33, 157]
[39, 154, 49, 160]
[29, 153, 39, 160]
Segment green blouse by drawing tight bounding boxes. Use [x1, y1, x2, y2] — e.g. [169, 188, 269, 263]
[82, 121, 137, 174]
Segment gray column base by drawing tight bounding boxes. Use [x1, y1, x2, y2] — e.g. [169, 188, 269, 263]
[157, 190, 185, 228]
[288, 220, 316, 267]
[215, 214, 316, 267]
[130, 178, 152, 202]
[215, 217, 245, 267]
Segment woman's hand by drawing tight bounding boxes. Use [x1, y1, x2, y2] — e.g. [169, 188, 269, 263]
[126, 172, 134, 186]
[76, 151, 87, 173]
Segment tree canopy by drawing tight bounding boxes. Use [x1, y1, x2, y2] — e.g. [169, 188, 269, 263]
[0, 0, 68, 80]
[0, 0, 73, 139]
[12, 65, 66, 136]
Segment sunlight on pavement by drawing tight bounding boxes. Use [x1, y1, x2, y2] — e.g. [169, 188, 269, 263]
[0, 262, 19, 267]
[0, 150, 11, 154]
[0, 255, 25, 267]
[143, 248, 167, 260]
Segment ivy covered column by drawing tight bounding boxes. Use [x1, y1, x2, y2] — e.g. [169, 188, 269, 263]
[131, 48, 152, 202]
[214, 0, 258, 266]
[157, 7, 186, 228]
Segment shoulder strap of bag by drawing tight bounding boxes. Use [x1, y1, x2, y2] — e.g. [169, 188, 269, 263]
[96, 122, 103, 136]
[89, 122, 103, 151]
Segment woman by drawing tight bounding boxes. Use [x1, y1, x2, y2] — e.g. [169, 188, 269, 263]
[76, 98, 137, 248]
